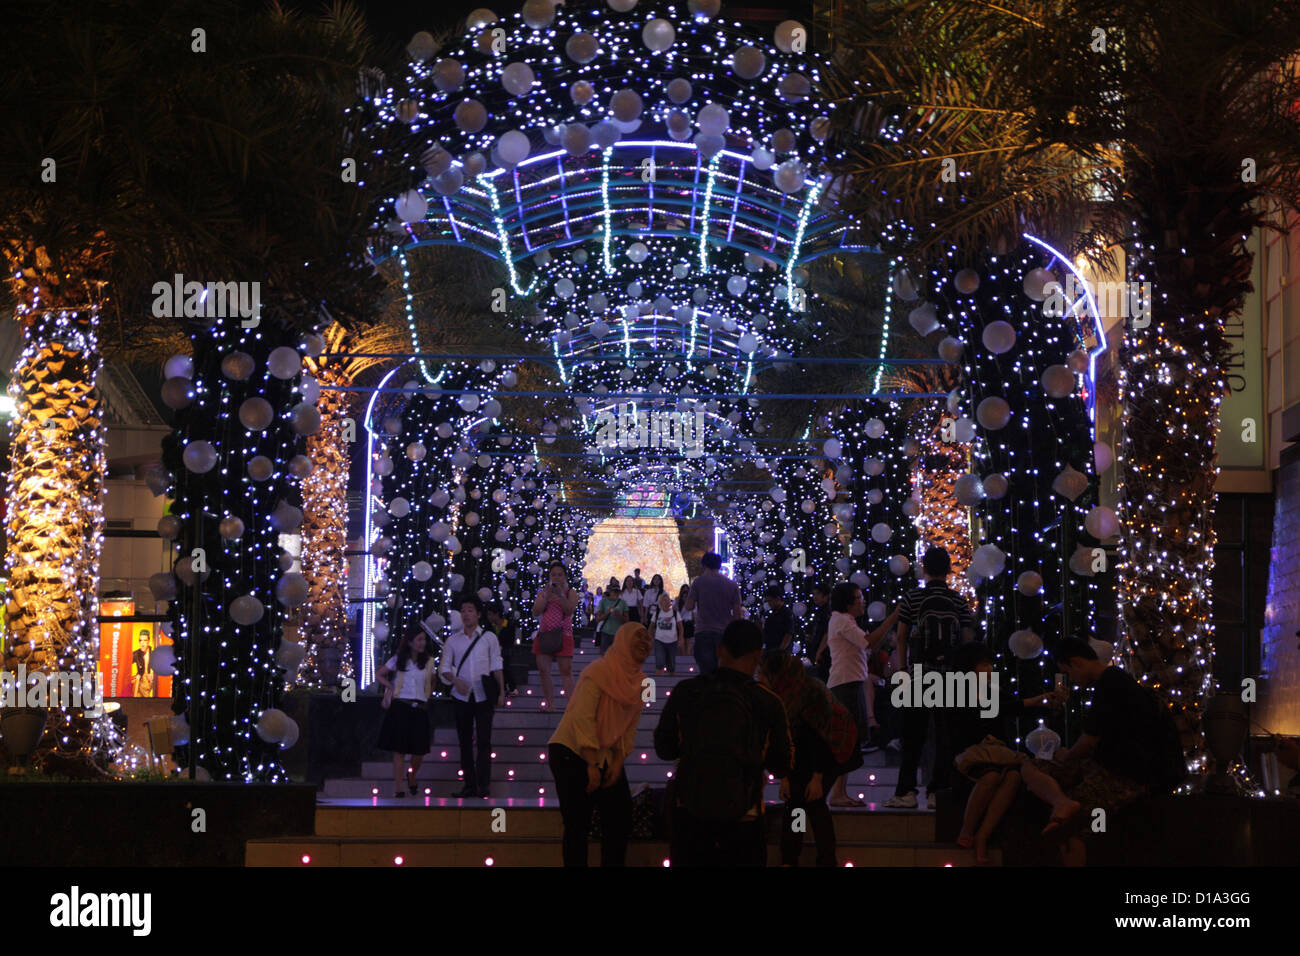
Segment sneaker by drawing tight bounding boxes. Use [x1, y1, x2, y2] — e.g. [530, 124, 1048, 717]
[882, 792, 917, 809]
[926, 792, 937, 810]
[886, 738, 902, 752]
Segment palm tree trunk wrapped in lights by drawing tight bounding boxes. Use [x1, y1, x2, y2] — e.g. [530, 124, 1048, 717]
[911, 410, 974, 604]
[2, 305, 108, 774]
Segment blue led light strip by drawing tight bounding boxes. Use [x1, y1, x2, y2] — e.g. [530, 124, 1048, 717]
[698, 154, 722, 272]
[785, 177, 826, 310]
[398, 250, 439, 385]
[873, 257, 899, 394]
[484, 177, 536, 296]
[602, 148, 614, 275]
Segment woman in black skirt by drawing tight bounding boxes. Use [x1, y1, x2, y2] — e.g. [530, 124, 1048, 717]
[377, 630, 436, 797]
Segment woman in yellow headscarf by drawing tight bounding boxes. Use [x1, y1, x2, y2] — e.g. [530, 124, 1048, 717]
[548, 622, 652, 866]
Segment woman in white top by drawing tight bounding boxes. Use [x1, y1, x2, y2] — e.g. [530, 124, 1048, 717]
[649, 590, 683, 675]
[377, 630, 437, 797]
[642, 574, 664, 622]
[675, 584, 693, 654]
[826, 581, 900, 807]
[621, 575, 643, 624]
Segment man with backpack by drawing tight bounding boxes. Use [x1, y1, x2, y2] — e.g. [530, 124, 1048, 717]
[885, 547, 976, 809]
[654, 619, 792, 866]
[1020, 637, 1187, 864]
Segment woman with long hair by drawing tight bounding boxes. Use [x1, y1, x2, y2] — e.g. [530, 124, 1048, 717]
[532, 561, 579, 710]
[675, 584, 693, 654]
[376, 630, 436, 797]
[760, 650, 861, 866]
[643, 573, 664, 619]
[548, 623, 652, 866]
[621, 575, 643, 624]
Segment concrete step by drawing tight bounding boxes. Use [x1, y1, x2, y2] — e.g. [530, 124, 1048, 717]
[322, 776, 902, 801]
[247, 837, 992, 867]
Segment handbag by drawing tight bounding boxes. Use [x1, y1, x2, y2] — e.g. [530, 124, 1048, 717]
[537, 627, 564, 655]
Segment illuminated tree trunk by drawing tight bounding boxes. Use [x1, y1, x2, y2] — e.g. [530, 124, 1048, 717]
[3, 306, 107, 773]
[298, 361, 353, 686]
[910, 406, 973, 603]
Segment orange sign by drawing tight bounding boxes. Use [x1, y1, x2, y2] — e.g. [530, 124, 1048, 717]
[98, 601, 172, 698]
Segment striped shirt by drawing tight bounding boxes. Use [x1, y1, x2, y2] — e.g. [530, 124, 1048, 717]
[898, 582, 975, 667]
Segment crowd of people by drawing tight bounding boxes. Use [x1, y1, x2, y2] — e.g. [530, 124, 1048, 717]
[375, 547, 1192, 867]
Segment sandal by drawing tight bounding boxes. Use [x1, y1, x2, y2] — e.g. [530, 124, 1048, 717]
[829, 797, 866, 808]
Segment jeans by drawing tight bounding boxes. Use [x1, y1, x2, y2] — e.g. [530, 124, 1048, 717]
[895, 691, 954, 797]
[669, 807, 766, 866]
[453, 696, 494, 794]
[780, 766, 838, 866]
[548, 743, 632, 866]
[600, 629, 618, 653]
[693, 630, 722, 675]
[654, 640, 677, 672]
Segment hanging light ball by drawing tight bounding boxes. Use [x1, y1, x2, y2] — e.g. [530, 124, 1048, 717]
[218, 516, 245, 540]
[247, 456, 274, 481]
[157, 515, 182, 540]
[972, 543, 1007, 577]
[1023, 267, 1055, 301]
[181, 440, 218, 474]
[822, 438, 842, 459]
[255, 708, 291, 743]
[954, 473, 985, 505]
[627, 241, 649, 262]
[642, 18, 675, 51]
[607, 0, 638, 10]
[412, 561, 434, 582]
[1009, 629, 1044, 660]
[406, 442, 426, 462]
[521, 0, 556, 29]
[774, 19, 805, 52]
[394, 189, 427, 223]
[496, 129, 531, 167]
[291, 403, 321, 435]
[954, 269, 981, 294]
[610, 88, 643, 122]
[221, 351, 255, 381]
[566, 32, 599, 63]
[938, 337, 964, 363]
[903, 438, 921, 457]
[908, 303, 940, 336]
[866, 601, 887, 622]
[160, 377, 194, 410]
[870, 522, 893, 543]
[230, 595, 265, 626]
[275, 573, 309, 608]
[164, 354, 194, 380]
[953, 417, 977, 442]
[982, 473, 1009, 499]
[888, 555, 911, 576]
[1026, 726, 1061, 759]
[1094, 440, 1114, 473]
[981, 320, 1017, 354]
[1016, 571, 1044, 595]
[454, 99, 488, 133]
[774, 160, 806, 193]
[976, 396, 1012, 430]
[732, 44, 766, 79]
[501, 62, 536, 96]
[1041, 365, 1075, 398]
[238, 397, 274, 431]
[148, 572, 178, 601]
[266, 346, 301, 380]
[1084, 505, 1119, 539]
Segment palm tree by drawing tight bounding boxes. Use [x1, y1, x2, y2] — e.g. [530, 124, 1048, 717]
[823, 0, 1300, 768]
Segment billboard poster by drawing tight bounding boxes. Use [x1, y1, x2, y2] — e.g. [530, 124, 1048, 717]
[98, 601, 172, 698]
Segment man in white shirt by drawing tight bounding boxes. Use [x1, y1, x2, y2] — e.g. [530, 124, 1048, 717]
[439, 595, 504, 799]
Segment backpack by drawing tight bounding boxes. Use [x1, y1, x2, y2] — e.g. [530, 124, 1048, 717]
[913, 601, 963, 668]
[675, 675, 768, 822]
[1141, 688, 1187, 793]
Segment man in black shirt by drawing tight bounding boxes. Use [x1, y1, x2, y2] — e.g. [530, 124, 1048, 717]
[885, 547, 976, 809]
[1021, 638, 1176, 864]
[808, 583, 832, 680]
[761, 585, 793, 660]
[655, 619, 792, 866]
[486, 602, 519, 696]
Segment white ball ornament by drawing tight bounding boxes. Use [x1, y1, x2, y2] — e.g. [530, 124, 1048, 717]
[466, 9, 497, 29]
[412, 561, 433, 582]
[182, 440, 218, 474]
[1023, 267, 1055, 301]
[607, 0, 637, 10]
[248, 456, 274, 481]
[1009, 629, 1044, 660]
[888, 555, 911, 576]
[954, 417, 977, 443]
[1017, 571, 1044, 595]
[148, 572, 178, 601]
[981, 320, 1017, 354]
[864, 418, 886, 439]
[161, 377, 194, 409]
[164, 354, 194, 379]
[864, 458, 884, 477]
[590, 320, 610, 338]
[561, 123, 591, 156]
[496, 130, 530, 167]
[521, 0, 556, 29]
[982, 473, 1009, 499]
[1041, 365, 1075, 398]
[454, 99, 488, 133]
[908, 303, 940, 336]
[954, 269, 980, 294]
[238, 397, 274, 431]
[733, 45, 766, 79]
[157, 515, 182, 540]
[667, 77, 693, 103]
[694, 132, 724, 158]
[291, 403, 321, 436]
[666, 110, 692, 140]
[627, 241, 649, 263]
[973, 544, 1007, 577]
[774, 160, 806, 193]
[902, 499, 920, 518]
[774, 19, 805, 53]
[255, 708, 291, 743]
[221, 351, 255, 381]
[822, 438, 842, 459]
[570, 80, 595, 106]
[230, 595, 265, 626]
[501, 62, 535, 96]
[1067, 348, 1090, 373]
[275, 573, 309, 608]
[800, 499, 815, 514]
[867, 489, 883, 505]
[1084, 505, 1119, 539]
[938, 337, 964, 363]
[738, 332, 759, 354]
[219, 516, 245, 540]
[458, 393, 480, 412]
[444, 535, 462, 554]
[566, 32, 599, 63]
[903, 438, 921, 457]
[1094, 441, 1114, 474]
[1026, 726, 1061, 760]
[1052, 464, 1089, 501]
[894, 268, 919, 301]
[642, 18, 675, 51]
[395, 189, 427, 223]
[610, 88, 643, 122]
[271, 502, 303, 533]
[1068, 545, 1097, 577]
[751, 146, 775, 170]
[850, 539, 866, 556]
[388, 497, 410, 518]
[976, 396, 1012, 430]
[871, 522, 893, 543]
[867, 601, 887, 622]
[954, 473, 985, 505]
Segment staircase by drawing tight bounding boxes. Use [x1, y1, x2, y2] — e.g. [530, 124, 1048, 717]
[246, 643, 995, 866]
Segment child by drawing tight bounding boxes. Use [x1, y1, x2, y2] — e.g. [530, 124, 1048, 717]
[650, 591, 683, 675]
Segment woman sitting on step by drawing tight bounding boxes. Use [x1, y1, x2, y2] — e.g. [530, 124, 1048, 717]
[547, 623, 652, 867]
